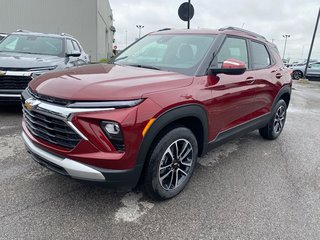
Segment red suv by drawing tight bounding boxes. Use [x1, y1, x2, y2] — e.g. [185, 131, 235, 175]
[22, 27, 292, 200]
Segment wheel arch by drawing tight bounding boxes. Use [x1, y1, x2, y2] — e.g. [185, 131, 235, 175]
[135, 104, 209, 167]
[273, 85, 292, 109]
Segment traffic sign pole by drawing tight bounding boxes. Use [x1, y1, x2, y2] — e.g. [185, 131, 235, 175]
[187, 0, 191, 29]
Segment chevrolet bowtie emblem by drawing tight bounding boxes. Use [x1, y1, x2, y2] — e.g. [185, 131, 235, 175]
[24, 98, 41, 111]
[0, 71, 6, 76]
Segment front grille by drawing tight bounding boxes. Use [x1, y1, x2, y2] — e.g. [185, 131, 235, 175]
[23, 106, 82, 150]
[0, 76, 32, 89]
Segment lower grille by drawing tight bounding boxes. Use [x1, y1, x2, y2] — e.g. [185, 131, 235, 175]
[29, 150, 68, 176]
[23, 106, 82, 150]
[0, 76, 32, 90]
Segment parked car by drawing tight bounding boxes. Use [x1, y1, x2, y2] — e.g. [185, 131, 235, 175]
[0, 30, 89, 103]
[290, 61, 320, 79]
[0, 33, 7, 42]
[21, 27, 292, 200]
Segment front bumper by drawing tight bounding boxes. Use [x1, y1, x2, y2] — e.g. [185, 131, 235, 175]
[22, 131, 143, 189]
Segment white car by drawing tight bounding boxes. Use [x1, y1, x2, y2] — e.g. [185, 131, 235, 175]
[290, 61, 320, 80]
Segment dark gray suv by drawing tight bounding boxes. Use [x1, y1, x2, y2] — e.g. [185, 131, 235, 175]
[0, 30, 89, 102]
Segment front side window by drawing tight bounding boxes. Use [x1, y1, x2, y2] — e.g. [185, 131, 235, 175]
[251, 41, 271, 69]
[113, 34, 217, 76]
[66, 39, 75, 53]
[72, 40, 81, 52]
[216, 37, 248, 67]
[0, 34, 63, 56]
[310, 62, 320, 69]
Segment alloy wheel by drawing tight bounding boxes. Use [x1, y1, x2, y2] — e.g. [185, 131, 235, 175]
[158, 139, 193, 191]
[273, 105, 286, 134]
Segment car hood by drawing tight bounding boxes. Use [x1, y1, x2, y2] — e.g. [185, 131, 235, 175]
[0, 52, 62, 69]
[29, 64, 193, 100]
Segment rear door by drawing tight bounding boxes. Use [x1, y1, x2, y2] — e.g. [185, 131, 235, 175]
[249, 40, 281, 117]
[208, 36, 256, 134]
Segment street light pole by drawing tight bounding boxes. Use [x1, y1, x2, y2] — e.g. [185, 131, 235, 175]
[136, 25, 144, 39]
[282, 34, 290, 60]
[304, 7, 320, 79]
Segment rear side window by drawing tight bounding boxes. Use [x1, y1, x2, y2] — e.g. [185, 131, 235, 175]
[216, 37, 248, 67]
[251, 41, 271, 69]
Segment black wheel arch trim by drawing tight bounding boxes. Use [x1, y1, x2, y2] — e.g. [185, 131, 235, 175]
[135, 104, 209, 167]
[272, 84, 292, 109]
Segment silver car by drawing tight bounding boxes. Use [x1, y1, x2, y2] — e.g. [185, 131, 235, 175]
[290, 61, 320, 80]
[0, 30, 89, 102]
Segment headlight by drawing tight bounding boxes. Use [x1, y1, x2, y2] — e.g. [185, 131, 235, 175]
[101, 121, 125, 152]
[67, 99, 144, 109]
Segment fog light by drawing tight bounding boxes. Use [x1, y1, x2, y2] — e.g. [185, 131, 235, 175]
[101, 121, 125, 152]
[104, 122, 120, 135]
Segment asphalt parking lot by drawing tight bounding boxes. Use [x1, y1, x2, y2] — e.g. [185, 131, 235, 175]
[1, 81, 320, 240]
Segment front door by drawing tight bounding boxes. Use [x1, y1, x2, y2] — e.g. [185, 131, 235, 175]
[207, 36, 256, 138]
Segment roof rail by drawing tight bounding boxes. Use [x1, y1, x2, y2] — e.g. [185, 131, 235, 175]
[15, 29, 31, 33]
[157, 28, 172, 32]
[61, 33, 74, 38]
[218, 26, 266, 40]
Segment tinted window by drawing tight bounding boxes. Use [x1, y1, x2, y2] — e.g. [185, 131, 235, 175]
[251, 41, 271, 69]
[217, 37, 248, 67]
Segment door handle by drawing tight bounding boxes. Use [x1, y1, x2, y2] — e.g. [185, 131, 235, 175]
[246, 77, 255, 84]
[276, 73, 282, 79]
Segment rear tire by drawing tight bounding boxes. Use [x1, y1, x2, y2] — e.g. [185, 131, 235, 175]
[259, 99, 287, 140]
[143, 127, 198, 200]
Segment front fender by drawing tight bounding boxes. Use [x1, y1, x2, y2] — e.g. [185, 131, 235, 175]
[135, 104, 209, 167]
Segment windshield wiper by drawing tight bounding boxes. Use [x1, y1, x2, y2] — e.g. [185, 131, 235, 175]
[127, 64, 161, 70]
[113, 56, 128, 63]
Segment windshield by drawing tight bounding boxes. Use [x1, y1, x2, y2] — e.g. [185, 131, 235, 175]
[0, 34, 64, 56]
[113, 34, 217, 75]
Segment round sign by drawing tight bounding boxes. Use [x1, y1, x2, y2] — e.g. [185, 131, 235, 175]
[178, 2, 194, 22]
[113, 45, 117, 50]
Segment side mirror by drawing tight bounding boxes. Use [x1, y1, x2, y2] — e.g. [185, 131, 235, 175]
[210, 58, 246, 75]
[66, 51, 81, 57]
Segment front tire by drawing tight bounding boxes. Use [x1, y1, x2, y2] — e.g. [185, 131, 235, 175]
[143, 127, 198, 200]
[292, 70, 303, 80]
[259, 99, 287, 140]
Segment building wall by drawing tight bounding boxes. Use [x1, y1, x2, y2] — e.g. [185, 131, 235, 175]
[0, 0, 114, 62]
[97, 0, 115, 61]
